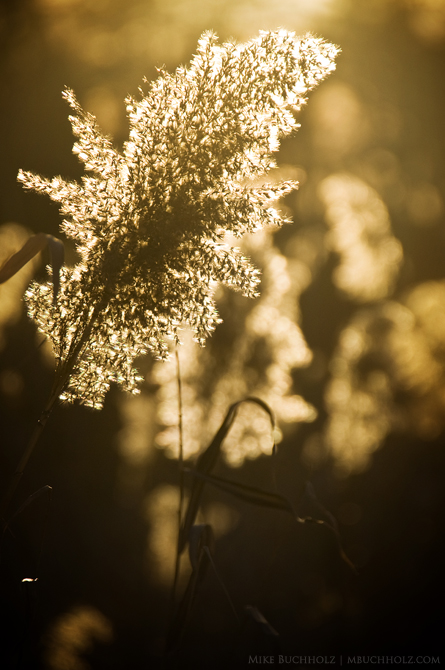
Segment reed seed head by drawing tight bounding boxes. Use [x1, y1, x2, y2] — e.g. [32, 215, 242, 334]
[18, 30, 339, 408]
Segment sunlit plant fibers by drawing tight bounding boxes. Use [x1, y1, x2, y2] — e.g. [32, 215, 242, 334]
[18, 30, 339, 409]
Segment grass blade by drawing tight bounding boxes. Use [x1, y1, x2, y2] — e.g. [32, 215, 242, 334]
[188, 523, 215, 573]
[0, 233, 47, 281]
[166, 523, 215, 652]
[245, 606, 279, 638]
[6, 485, 53, 526]
[178, 397, 275, 553]
[0, 232, 64, 302]
[203, 546, 239, 625]
[46, 234, 64, 302]
[301, 483, 357, 575]
[184, 469, 295, 515]
[185, 472, 356, 574]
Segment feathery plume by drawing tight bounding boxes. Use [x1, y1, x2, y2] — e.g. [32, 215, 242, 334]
[18, 30, 339, 408]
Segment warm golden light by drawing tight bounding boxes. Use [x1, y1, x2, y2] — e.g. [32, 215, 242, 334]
[145, 485, 187, 586]
[319, 173, 403, 302]
[0, 223, 40, 351]
[324, 282, 445, 473]
[44, 606, 112, 670]
[147, 229, 316, 467]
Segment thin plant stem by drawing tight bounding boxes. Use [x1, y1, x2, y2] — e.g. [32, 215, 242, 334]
[175, 346, 185, 526]
[0, 387, 59, 526]
[167, 346, 185, 630]
[0, 307, 99, 526]
[203, 546, 239, 624]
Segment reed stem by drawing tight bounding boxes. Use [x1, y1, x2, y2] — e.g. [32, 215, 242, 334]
[0, 307, 99, 526]
[166, 347, 185, 636]
[0, 387, 59, 526]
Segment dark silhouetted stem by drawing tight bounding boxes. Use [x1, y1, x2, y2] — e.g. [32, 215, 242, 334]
[0, 306, 99, 527]
[0, 386, 59, 527]
[166, 347, 185, 637]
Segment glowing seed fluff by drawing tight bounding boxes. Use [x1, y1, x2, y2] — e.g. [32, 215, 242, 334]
[18, 31, 339, 409]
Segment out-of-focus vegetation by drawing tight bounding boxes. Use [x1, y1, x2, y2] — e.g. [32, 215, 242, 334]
[1, 0, 444, 668]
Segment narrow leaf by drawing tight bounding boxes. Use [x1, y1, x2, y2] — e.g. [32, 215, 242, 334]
[178, 397, 275, 553]
[7, 485, 53, 524]
[203, 546, 239, 624]
[245, 606, 279, 638]
[166, 524, 214, 652]
[186, 472, 357, 574]
[188, 523, 215, 573]
[46, 235, 64, 303]
[185, 469, 295, 515]
[303, 482, 339, 532]
[300, 483, 357, 575]
[0, 232, 64, 302]
[0, 233, 47, 282]
[195, 397, 274, 480]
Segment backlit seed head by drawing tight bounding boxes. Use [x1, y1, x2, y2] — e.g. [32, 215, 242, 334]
[19, 30, 339, 408]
